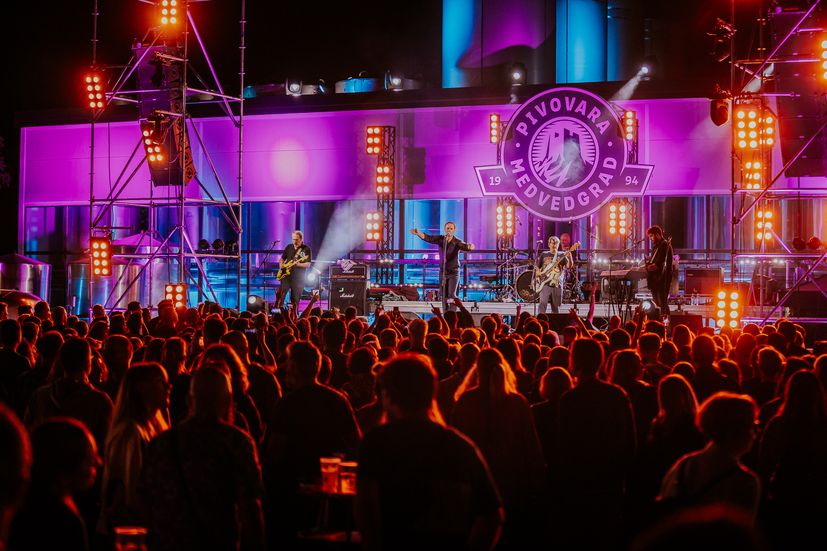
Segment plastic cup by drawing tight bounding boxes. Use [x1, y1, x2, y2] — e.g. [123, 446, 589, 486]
[339, 461, 358, 495]
[320, 457, 342, 493]
[114, 526, 147, 551]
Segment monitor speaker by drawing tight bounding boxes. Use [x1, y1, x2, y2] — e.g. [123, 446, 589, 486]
[669, 313, 703, 334]
[329, 281, 367, 315]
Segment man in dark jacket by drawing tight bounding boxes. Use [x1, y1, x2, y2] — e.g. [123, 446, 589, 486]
[410, 222, 475, 311]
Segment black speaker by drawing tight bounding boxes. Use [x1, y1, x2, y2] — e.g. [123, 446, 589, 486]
[669, 313, 703, 334]
[329, 281, 367, 315]
[684, 268, 723, 295]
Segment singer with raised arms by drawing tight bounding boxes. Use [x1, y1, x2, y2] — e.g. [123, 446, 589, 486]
[410, 222, 475, 312]
[278, 230, 312, 310]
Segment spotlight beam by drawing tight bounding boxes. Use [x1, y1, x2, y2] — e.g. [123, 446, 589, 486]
[610, 73, 644, 102]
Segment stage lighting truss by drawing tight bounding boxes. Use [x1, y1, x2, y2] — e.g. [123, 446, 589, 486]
[366, 212, 383, 241]
[86, 0, 245, 311]
[733, 102, 775, 151]
[496, 202, 514, 237]
[489, 113, 502, 144]
[715, 288, 743, 329]
[140, 116, 167, 166]
[375, 165, 393, 195]
[84, 72, 105, 111]
[164, 283, 188, 308]
[90, 236, 112, 277]
[607, 199, 633, 237]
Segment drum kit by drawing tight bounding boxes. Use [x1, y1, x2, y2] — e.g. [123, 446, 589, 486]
[498, 253, 583, 303]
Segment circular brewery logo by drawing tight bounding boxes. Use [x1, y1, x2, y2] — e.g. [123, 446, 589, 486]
[529, 117, 598, 191]
[500, 87, 627, 219]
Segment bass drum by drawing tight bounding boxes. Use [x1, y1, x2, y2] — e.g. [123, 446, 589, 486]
[516, 271, 538, 302]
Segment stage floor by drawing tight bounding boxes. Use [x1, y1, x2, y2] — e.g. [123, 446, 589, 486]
[375, 300, 714, 319]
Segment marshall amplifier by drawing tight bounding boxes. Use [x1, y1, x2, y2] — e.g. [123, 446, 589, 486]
[330, 261, 369, 281]
[329, 281, 367, 315]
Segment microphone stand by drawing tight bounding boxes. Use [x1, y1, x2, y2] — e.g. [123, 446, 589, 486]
[253, 240, 281, 307]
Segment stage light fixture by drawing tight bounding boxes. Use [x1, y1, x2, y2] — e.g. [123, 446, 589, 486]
[197, 239, 211, 252]
[821, 38, 827, 80]
[366, 212, 382, 241]
[715, 289, 742, 329]
[707, 18, 735, 62]
[212, 239, 225, 254]
[495, 203, 514, 237]
[710, 93, 729, 127]
[246, 294, 267, 314]
[286, 79, 302, 96]
[509, 62, 527, 86]
[84, 72, 105, 110]
[733, 103, 775, 150]
[90, 236, 112, 277]
[640, 299, 658, 316]
[606, 200, 632, 237]
[385, 71, 404, 91]
[158, 0, 180, 27]
[140, 117, 167, 165]
[489, 113, 501, 144]
[808, 236, 823, 250]
[755, 209, 774, 242]
[375, 165, 393, 194]
[164, 283, 188, 308]
[742, 158, 764, 190]
[623, 110, 637, 141]
[792, 237, 807, 251]
[366, 126, 383, 155]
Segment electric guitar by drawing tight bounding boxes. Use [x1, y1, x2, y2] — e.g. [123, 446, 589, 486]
[532, 242, 581, 293]
[277, 252, 309, 280]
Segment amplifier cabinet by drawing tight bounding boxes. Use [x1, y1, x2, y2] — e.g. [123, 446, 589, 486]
[684, 268, 723, 295]
[329, 281, 367, 315]
[330, 263, 369, 281]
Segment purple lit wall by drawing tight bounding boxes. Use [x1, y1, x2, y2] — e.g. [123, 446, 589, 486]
[23, 95, 821, 246]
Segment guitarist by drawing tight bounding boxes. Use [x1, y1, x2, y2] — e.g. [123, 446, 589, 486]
[279, 230, 312, 310]
[535, 236, 573, 314]
[645, 225, 673, 318]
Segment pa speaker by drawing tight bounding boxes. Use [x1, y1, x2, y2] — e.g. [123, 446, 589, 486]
[669, 313, 703, 334]
[330, 281, 367, 315]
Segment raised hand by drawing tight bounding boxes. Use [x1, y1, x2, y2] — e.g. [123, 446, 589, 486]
[431, 304, 442, 315]
[410, 228, 419, 235]
[467, 243, 475, 251]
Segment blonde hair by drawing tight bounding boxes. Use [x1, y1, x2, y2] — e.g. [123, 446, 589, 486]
[292, 230, 303, 240]
[454, 348, 518, 402]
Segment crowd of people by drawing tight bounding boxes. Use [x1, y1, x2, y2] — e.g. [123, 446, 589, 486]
[0, 295, 826, 550]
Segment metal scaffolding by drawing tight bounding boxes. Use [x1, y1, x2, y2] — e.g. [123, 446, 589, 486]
[728, 0, 827, 323]
[87, 0, 245, 313]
